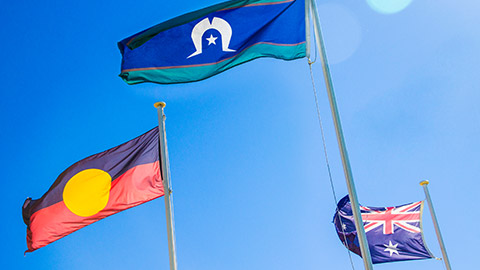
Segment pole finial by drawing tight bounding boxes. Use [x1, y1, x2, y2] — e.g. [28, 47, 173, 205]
[420, 180, 429, 186]
[154, 102, 166, 108]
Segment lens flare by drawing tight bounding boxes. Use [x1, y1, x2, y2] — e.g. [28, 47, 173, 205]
[367, 0, 413, 14]
[317, 4, 361, 64]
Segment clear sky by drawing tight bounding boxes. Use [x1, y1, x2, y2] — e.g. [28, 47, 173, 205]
[1, 0, 478, 269]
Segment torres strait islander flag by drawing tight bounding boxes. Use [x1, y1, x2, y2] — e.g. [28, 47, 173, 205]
[118, 0, 307, 84]
[22, 127, 163, 253]
[333, 195, 434, 264]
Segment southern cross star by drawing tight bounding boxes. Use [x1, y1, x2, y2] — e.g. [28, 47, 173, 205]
[206, 34, 218, 45]
[383, 241, 399, 256]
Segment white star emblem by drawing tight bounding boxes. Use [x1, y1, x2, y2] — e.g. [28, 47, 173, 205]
[342, 223, 347, 231]
[383, 241, 399, 256]
[206, 34, 217, 45]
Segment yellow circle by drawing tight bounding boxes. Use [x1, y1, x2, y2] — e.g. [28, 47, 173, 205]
[63, 169, 112, 217]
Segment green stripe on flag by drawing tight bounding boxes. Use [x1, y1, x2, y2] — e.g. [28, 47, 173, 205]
[126, 0, 296, 50]
[120, 42, 305, 84]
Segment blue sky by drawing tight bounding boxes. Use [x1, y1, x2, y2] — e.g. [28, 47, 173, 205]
[1, 0, 479, 269]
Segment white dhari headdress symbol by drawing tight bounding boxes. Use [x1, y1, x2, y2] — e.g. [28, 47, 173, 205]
[187, 17, 236, 59]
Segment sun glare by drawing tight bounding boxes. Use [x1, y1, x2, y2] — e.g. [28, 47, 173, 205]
[367, 0, 413, 14]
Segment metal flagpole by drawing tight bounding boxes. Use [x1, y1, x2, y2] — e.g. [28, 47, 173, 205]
[420, 180, 452, 270]
[308, 1, 374, 269]
[155, 102, 178, 270]
[304, 0, 311, 59]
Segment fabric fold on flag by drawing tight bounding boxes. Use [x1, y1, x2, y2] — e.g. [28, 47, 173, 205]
[118, 0, 306, 84]
[22, 127, 163, 253]
[333, 195, 434, 264]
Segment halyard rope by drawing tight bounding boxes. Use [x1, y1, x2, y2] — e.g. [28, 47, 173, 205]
[307, 59, 356, 270]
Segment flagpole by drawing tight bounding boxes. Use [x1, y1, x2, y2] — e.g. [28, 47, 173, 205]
[420, 180, 452, 270]
[304, 0, 311, 59]
[309, 1, 373, 269]
[155, 102, 178, 270]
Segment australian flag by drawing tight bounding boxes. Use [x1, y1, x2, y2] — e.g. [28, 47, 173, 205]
[333, 195, 434, 264]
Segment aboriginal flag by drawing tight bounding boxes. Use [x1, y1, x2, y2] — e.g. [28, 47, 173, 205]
[22, 127, 163, 253]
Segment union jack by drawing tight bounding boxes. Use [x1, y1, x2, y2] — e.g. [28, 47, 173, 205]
[360, 201, 423, 234]
[334, 196, 434, 263]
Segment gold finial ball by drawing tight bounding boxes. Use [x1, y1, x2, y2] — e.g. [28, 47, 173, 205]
[154, 102, 166, 108]
[419, 180, 429, 186]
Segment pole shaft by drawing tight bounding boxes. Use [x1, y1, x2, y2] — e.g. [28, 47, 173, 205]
[304, 0, 311, 59]
[156, 102, 178, 270]
[420, 181, 452, 270]
[309, 1, 373, 269]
